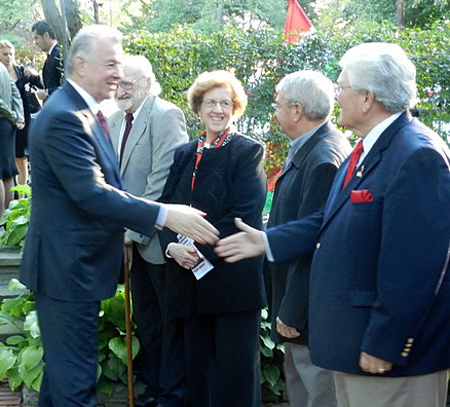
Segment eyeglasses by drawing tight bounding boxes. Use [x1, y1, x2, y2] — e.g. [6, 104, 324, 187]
[118, 76, 146, 90]
[334, 84, 352, 96]
[271, 102, 293, 111]
[202, 99, 233, 109]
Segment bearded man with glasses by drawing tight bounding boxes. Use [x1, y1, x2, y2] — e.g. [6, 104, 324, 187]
[108, 54, 188, 407]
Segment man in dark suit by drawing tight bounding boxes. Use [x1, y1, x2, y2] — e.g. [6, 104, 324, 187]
[268, 70, 350, 407]
[20, 25, 218, 407]
[31, 21, 63, 100]
[216, 42, 450, 407]
[109, 55, 188, 407]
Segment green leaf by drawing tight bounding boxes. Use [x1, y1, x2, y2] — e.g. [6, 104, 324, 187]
[262, 364, 280, 387]
[102, 355, 125, 380]
[6, 335, 26, 346]
[259, 345, 273, 358]
[7, 366, 23, 391]
[2, 294, 26, 313]
[20, 359, 44, 388]
[0, 348, 16, 378]
[7, 279, 26, 291]
[21, 346, 44, 370]
[0, 310, 13, 326]
[260, 334, 275, 350]
[97, 378, 115, 396]
[31, 370, 43, 392]
[10, 184, 31, 196]
[108, 336, 140, 365]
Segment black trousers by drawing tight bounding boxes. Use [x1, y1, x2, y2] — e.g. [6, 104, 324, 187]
[35, 291, 100, 407]
[130, 244, 185, 407]
[184, 309, 261, 407]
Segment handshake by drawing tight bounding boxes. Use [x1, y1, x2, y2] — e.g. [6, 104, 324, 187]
[164, 205, 265, 262]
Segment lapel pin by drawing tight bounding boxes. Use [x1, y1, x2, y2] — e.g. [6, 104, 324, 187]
[356, 165, 365, 178]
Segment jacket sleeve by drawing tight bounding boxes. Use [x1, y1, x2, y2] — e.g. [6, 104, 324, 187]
[278, 161, 339, 330]
[40, 110, 160, 236]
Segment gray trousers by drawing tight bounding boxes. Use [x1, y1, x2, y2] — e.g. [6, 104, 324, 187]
[284, 343, 337, 407]
[334, 369, 448, 407]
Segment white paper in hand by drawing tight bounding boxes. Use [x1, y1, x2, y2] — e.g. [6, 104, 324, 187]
[177, 234, 214, 280]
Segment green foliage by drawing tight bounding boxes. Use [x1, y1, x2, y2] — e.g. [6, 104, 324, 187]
[121, 0, 289, 34]
[0, 282, 139, 394]
[124, 22, 450, 147]
[0, 185, 32, 249]
[260, 308, 285, 397]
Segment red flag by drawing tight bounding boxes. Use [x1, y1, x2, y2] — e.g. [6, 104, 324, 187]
[284, 0, 312, 43]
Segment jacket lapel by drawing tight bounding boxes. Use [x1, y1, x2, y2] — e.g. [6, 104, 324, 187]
[278, 123, 330, 181]
[321, 111, 413, 231]
[120, 95, 155, 175]
[63, 82, 121, 186]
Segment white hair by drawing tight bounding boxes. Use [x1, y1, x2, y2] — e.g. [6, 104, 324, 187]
[339, 42, 417, 112]
[276, 70, 334, 120]
[66, 25, 122, 74]
[123, 55, 161, 96]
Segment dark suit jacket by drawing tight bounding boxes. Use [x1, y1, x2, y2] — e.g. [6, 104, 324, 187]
[267, 112, 450, 376]
[159, 134, 267, 318]
[20, 81, 161, 302]
[268, 122, 350, 345]
[43, 45, 63, 96]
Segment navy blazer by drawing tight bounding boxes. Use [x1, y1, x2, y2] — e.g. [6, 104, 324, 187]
[20, 82, 160, 302]
[267, 112, 450, 376]
[268, 123, 350, 345]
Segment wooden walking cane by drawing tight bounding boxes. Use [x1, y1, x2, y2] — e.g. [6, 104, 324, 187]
[123, 249, 135, 407]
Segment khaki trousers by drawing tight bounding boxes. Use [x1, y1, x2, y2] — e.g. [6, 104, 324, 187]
[334, 370, 448, 407]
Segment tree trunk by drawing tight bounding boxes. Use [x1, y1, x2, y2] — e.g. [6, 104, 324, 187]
[397, 0, 405, 27]
[41, 0, 82, 44]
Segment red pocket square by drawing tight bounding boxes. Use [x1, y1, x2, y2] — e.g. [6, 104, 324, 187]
[350, 189, 373, 203]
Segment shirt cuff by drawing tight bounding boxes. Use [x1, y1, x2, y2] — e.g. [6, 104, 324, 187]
[165, 242, 175, 258]
[262, 231, 275, 262]
[155, 204, 168, 230]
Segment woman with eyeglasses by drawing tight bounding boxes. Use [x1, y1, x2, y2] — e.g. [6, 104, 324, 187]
[159, 70, 267, 407]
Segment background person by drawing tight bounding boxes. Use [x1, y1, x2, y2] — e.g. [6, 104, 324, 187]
[0, 39, 43, 187]
[159, 70, 267, 407]
[0, 62, 24, 218]
[31, 20, 63, 101]
[109, 55, 188, 407]
[216, 42, 450, 407]
[268, 70, 350, 407]
[19, 25, 218, 407]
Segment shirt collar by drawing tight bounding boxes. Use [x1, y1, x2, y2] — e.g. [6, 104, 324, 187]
[67, 78, 101, 115]
[290, 120, 327, 154]
[48, 42, 57, 56]
[361, 111, 403, 156]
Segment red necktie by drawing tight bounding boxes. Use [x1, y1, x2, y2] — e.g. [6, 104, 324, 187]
[119, 113, 134, 166]
[96, 110, 110, 141]
[343, 140, 364, 188]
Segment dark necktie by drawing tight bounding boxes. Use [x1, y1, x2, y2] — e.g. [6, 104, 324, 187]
[119, 113, 134, 165]
[342, 140, 364, 188]
[96, 110, 110, 141]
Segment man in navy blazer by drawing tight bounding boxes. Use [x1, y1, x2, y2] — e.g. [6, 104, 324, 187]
[20, 25, 218, 407]
[216, 43, 450, 407]
[268, 70, 350, 407]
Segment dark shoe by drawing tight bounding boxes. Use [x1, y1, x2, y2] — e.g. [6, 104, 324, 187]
[135, 395, 157, 407]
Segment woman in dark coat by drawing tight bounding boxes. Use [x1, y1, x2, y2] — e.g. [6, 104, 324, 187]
[0, 40, 43, 187]
[0, 62, 24, 217]
[159, 70, 267, 407]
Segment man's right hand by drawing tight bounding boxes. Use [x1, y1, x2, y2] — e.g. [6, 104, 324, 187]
[169, 243, 200, 269]
[164, 204, 219, 245]
[215, 218, 266, 262]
